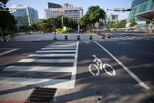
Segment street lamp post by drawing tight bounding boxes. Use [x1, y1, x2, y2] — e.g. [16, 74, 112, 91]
[78, 18, 80, 34]
[60, 10, 64, 28]
[53, 20, 57, 40]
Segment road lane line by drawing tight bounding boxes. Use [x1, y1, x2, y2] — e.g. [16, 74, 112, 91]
[18, 58, 74, 63]
[3, 66, 75, 72]
[36, 50, 76, 53]
[94, 41, 150, 90]
[0, 49, 18, 56]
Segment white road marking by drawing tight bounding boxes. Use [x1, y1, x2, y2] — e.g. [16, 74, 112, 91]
[71, 41, 79, 87]
[52, 41, 76, 44]
[0, 41, 78, 89]
[36, 50, 76, 53]
[28, 53, 75, 57]
[41, 48, 76, 50]
[48, 43, 76, 47]
[0, 77, 74, 89]
[3, 66, 75, 72]
[18, 58, 74, 63]
[94, 41, 150, 90]
[0, 49, 18, 56]
[46, 44, 76, 47]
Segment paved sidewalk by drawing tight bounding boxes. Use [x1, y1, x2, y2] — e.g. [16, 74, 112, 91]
[12, 33, 103, 41]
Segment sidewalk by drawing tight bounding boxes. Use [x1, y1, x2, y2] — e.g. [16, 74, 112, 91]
[11, 33, 103, 42]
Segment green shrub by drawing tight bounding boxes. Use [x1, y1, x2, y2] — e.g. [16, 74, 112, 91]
[55, 27, 73, 33]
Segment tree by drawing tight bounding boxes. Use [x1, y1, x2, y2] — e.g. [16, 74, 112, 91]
[23, 14, 29, 26]
[129, 19, 137, 27]
[0, 0, 9, 4]
[117, 20, 126, 28]
[0, 0, 16, 42]
[18, 14, 30, 32]
[30, 16, 78, 32]
[80, 6, 106, 31]
[107, 20, 126, 29]
[0, 11, 16, 35]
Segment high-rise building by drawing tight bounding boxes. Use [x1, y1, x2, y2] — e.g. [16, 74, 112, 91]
[9, 5, 38, 26]
[44, 2, 83, 22]
[128, 0, 154, 29]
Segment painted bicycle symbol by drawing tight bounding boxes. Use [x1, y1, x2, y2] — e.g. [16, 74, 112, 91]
[88, 54, 116, 76]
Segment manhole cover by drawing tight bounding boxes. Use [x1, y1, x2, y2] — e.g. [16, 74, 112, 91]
[25, 87, 57, 103]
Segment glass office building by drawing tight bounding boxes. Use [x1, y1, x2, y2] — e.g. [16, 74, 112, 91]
[128, 0, 154, 30]
[9, 5, 38, 26]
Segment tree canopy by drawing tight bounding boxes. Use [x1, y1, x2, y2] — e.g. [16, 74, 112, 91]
[0, 0, 9, 4]
[80, 6, 106, 31]
[31, 16, 78, 32]
[129, 19, 137, 27]
[0, 0, 16, 37]
[107, 20, 126, 28]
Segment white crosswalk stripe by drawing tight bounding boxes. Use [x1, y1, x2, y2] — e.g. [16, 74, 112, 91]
[36, 50, 76, 53]
[110, 36, 150, 41]
[109, 35, 154, 41]
[0, 41, 79, 89]
[18, 58, 74, 63]
[0, 77, 74, 88]
[3, 66, 75, 72]
[28, 53, 75, 57]
[41, 48, 76, 50]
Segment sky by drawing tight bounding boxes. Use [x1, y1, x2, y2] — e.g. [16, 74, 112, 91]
[7, 0, 133, 20]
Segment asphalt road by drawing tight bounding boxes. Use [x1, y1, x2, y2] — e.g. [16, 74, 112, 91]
[0, 32, 154, 103]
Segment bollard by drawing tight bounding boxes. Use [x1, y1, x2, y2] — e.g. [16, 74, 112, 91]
[53, 32, 57, 40]
[102, 33, 106, 39]
[64, 34, 68, 40]
[77, 35, 80, 40]
[89, 35, 93, 40]
[108, 33, 110, 38]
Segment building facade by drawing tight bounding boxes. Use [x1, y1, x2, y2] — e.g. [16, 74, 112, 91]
[9, 5, 38, 26]
[108, 14, 119, 22]
[128, 0, 154, 29]
[44, 3, 83, 22]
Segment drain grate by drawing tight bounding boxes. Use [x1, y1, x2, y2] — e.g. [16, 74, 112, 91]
[25, 87, 57, 103]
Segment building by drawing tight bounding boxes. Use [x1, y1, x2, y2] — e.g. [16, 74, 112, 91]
[128, 0, 154, 30]
[9, 5, 38, 26]
[44, 2, 83, 22]
[108, 14, 119, 22]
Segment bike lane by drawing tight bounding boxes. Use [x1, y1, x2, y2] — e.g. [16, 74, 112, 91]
[55, 41, 148, 103]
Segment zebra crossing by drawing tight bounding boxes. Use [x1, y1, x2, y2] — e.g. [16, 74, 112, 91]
[0, 41, 79, 89]
[109, 35, 154, 41]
